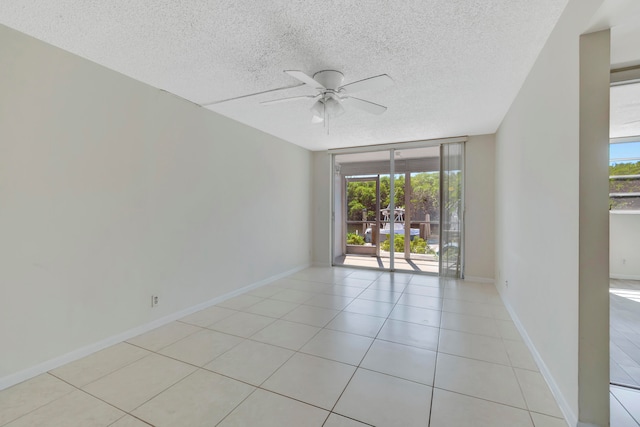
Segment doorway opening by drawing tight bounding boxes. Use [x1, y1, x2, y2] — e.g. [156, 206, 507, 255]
[609, 77, 640, 390]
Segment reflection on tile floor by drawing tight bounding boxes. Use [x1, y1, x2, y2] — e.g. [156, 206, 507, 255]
[610, 279, 640, 387]
[0, 267, 631, 426]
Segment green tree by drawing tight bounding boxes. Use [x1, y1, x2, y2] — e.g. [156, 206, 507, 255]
[609, 161, 640, 210]
[346, 173, 442, 221]
[610, 161, 640, 176]
[409, 172, 439, 221]
[379, 175, 405, 210]
[346, 181, 376, 220]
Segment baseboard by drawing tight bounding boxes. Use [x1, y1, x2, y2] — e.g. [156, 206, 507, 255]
[496, 290, 575, 427]
[610, 273, 640, 281]
[0, 263, 310, 391]
[311, 261, 332, 267]
[463, 275, 495, 283]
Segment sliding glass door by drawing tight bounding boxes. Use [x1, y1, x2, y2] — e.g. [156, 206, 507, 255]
[344, 176, 380, 259]
[332, 140, 465, 277]
[440, 142, 464, 278]
[333, 151, 391, 269]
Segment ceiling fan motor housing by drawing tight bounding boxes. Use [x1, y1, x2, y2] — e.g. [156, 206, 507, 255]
[313, 70, 345, 91]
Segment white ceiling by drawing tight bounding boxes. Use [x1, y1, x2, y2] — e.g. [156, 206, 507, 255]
[1, 1, 571, 150]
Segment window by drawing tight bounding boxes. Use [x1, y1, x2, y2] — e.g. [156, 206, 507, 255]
[609, 140, 640, 211]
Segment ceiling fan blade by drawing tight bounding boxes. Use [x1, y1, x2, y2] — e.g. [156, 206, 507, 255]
[343, 96, 387, 115]
[284, 70, 326, 89]
[340, 74, 393, 93]
[260, 95, 318, 105]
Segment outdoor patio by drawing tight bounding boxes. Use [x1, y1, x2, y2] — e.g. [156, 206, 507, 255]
[334, 253, 439, 274]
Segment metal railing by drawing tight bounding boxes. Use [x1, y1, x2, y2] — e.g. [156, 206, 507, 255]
[346, 219, 440, 241]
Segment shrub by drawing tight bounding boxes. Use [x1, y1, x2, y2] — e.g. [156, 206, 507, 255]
[380, 235, 432, 254]
[347, 232, 365, 245]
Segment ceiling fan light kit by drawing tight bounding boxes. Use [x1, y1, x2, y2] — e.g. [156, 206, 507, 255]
[311, 99, 325, 123]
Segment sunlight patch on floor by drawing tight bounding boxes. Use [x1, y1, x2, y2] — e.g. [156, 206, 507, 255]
[610, 288, 640, 303]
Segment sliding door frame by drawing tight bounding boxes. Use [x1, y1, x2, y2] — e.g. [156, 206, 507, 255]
[330, 136, 467, 275]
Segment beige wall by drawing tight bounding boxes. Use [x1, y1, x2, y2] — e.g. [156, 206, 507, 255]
[0, 25, 312, 385]
[464, 134, 496, 281]
[495, 1, 608, 425]
[578, 29, 610, 427]
[311, 151, 332, 265]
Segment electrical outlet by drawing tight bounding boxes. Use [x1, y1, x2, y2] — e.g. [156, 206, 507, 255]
[151, 295, 159, 307]
[505, 280, 509, 287]
[623, 259, 627, 265]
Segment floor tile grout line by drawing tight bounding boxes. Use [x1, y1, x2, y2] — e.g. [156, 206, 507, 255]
[427, 282, 446, 427]
[431, 385, 535, 413]
[611, 389, 640, 426]
[509, 352, 535, 415]
[528, 410, 568, 422]
[125, 321, 209, 354]
[276, 272, 401, 420]
[175, 304, 242, 325]
[324, 272, 427, 420]
[320, 411, 332, 427]
[47, 347, 211, 422]
[306, 276, 395, 426]
[253, 274, 376, 418]
[106, 365, 200, 417]
[233, 291, 349, 411]
[110, 336, 269, 423]
[119, 353, 307, 427]
[107, 412, 154, 427]
[46, 344, 148, 387]
[432, 346, 538, 372]
[213, 387, 261, 427]
[324, 413, 376, 427]
[30, 374, 160, 426]
[0, 374, 78, 427]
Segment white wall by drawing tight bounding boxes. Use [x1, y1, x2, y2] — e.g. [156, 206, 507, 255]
[494, 1, 607, 425]
[0, 25, 312, 383]
[610, 212, 640, 279]
[465, 134, 496, 281]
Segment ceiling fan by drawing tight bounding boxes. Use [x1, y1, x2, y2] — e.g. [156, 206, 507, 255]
[261, 70, 393, 123]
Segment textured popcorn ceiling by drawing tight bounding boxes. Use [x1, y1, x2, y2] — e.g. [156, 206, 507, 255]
[0, 1, 570, 150]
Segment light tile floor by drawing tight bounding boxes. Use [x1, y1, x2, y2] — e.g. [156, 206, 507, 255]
[0, 267, 632, 426]
[611, 385, 640, 427]
[610, 279, 640, 387]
